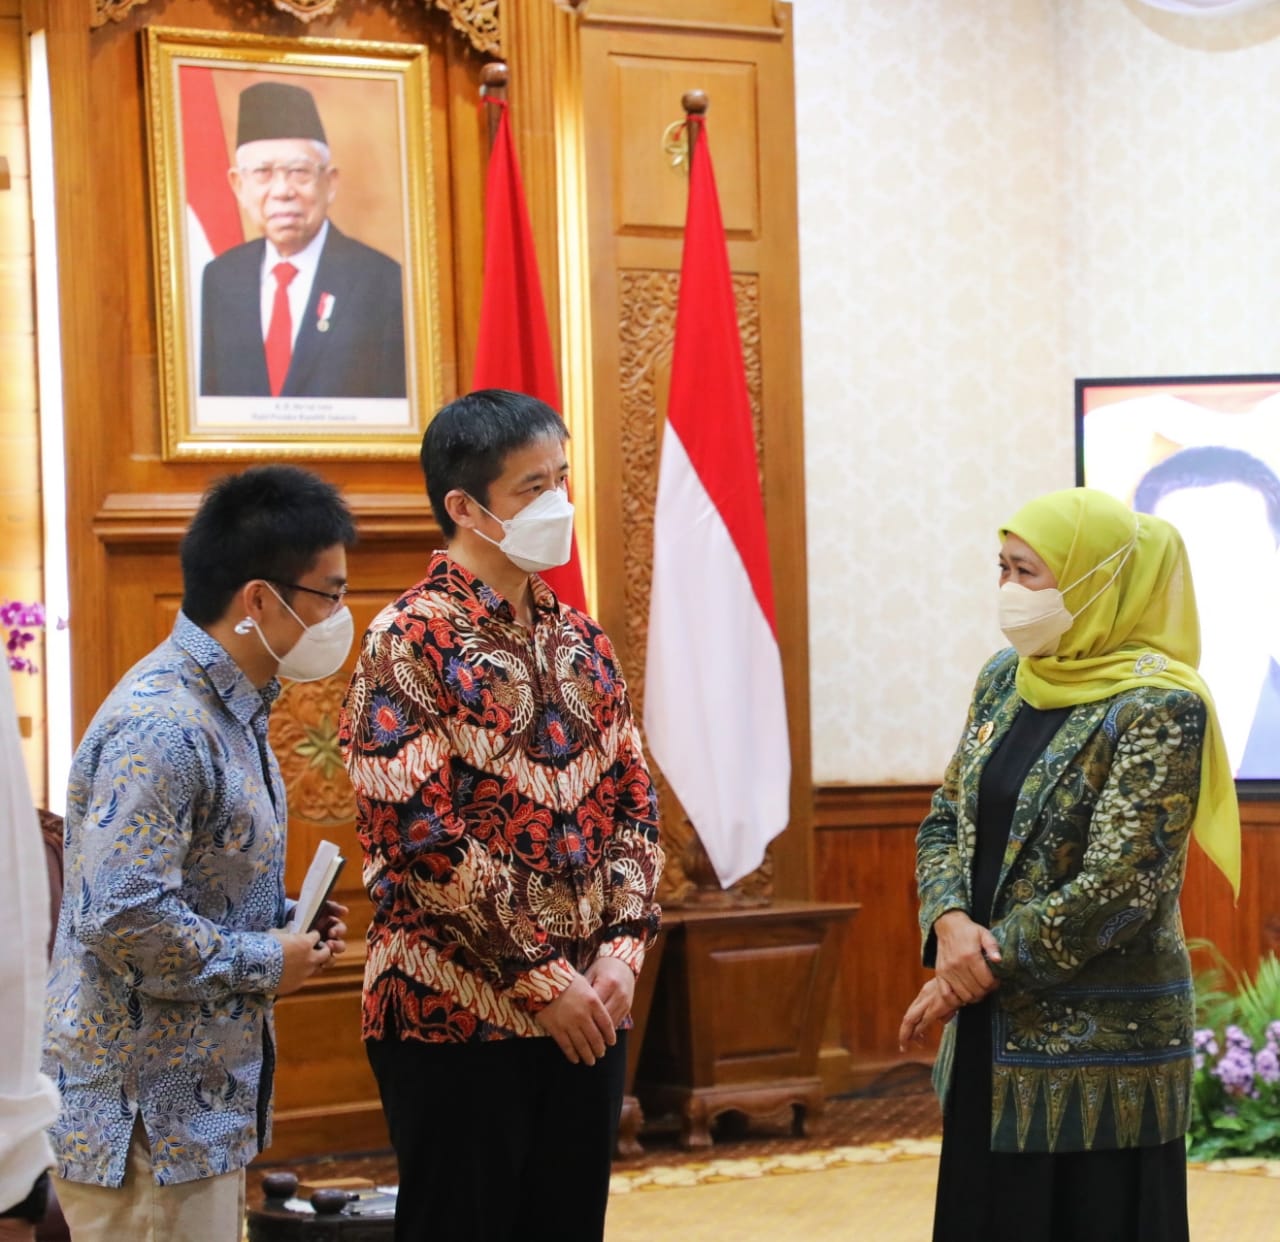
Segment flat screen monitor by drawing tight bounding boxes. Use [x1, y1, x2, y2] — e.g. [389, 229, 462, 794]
[1076, 373, 1280, 792]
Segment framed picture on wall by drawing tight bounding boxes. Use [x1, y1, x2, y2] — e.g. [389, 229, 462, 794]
[144, 27, 442, 460]
[1076, 373, 1280, 788]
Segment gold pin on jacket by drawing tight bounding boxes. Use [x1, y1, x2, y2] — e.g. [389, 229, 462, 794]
[977, 721, 994, 745]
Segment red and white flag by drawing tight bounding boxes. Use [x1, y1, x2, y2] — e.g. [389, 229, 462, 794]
[179, 66, 243, 368]
[474, 99, 588, 613]
[644, 117, 790, 888]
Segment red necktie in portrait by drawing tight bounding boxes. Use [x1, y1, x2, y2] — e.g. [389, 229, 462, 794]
[265, 261, 299, 397]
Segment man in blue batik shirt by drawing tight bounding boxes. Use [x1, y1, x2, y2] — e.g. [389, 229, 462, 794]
[42, 466, 356, 1242]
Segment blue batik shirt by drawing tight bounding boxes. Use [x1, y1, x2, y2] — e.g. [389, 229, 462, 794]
[43, 613, 289, 1187]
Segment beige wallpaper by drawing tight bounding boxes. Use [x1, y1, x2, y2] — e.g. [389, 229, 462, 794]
[795, 0, 1280, 784]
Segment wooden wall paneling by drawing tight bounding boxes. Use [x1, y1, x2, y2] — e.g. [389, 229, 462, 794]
[33, 0, 105, 740]
[443, 29, 487, 396]
[0, 0, 42, 798]
[583, 0, 783, 33]
[33, 0, 486, 1162]
[577, 3, 812, 903]
[1181, 804, 1280, 974]
[103, 536, 440, 1160]
[422, 17, 469, 407]
[755, 4, 809, 900]
[37, 0, 475, 735]
[813, 786, 934, 1087]
[813, 784, 1280, 1093]
[268, 969, 387, 1160]
[496, 2, 600, 607]
[501, 0, 562, 371]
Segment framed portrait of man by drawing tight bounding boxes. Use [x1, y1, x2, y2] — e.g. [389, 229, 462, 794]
[144, 27, 442, 459]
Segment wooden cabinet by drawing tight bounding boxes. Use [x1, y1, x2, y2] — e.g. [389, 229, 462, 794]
[635, 900, 858, 1149]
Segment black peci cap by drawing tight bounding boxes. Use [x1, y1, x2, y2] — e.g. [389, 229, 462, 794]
[236, 81, 327, 148]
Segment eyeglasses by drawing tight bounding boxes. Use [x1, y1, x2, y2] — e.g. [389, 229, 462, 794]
[238, 161, 329, 189]
[274, 581, 349, 617]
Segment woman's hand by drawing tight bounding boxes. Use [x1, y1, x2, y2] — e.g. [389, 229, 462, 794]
[933, 909, 1001, 1004]
[898, 978, 959, 1050]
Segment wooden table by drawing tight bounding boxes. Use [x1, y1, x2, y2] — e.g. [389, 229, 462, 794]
[634, 900, 859, 1149]
[247, 1202, 392, 1241]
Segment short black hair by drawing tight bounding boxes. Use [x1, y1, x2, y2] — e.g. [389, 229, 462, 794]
[180, 465, 357, 624]
[1133, 445, 1280, 544]
[420, 389, 569, 538]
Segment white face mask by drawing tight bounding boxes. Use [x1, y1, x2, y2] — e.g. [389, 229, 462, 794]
[250, 584, 354, 682]
[997, 537, 1136, 658]
[471, 487, 575, 574]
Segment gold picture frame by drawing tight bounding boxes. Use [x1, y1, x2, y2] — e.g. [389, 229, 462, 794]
[144, 27, 442, 460]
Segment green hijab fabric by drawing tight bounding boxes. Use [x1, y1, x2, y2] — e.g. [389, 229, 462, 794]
[1002, 487, 1241, 898]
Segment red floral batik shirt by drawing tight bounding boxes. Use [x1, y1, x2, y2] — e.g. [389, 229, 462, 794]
[340, 554, 664, 1043]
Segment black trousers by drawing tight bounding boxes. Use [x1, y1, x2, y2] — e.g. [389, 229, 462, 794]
[366, 1030, 628, 1242]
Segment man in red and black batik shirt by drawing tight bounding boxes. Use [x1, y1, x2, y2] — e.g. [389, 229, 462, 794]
[340, 390, 663, 1242]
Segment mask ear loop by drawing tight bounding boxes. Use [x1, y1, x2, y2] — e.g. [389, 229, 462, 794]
[464, 493, 510, 535]
[1061, 534, 1137, 621]
[244, 584, 312, 666]
[263, 582, 310, 630]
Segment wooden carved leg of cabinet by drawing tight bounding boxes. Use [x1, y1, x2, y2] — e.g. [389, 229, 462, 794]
[615, 1094, 645, 1160]
[797, 1085, 825, 1136]
[680, 1095, 714, 1150]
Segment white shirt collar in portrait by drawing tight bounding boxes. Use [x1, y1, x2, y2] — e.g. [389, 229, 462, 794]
[259, 218, 330, 348]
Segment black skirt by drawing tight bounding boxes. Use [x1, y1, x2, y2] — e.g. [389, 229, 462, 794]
[932, 998, 1189, 1242]
[932, 703, 1189, 1242]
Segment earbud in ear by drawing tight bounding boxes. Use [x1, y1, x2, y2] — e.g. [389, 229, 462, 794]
[234, 617, 254, 636]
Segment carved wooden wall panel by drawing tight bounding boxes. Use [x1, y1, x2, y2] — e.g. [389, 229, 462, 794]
[432, 0, 499, 54]
[581, 8, 811, 900]
[91, 0, 499, 52]
[617, 267, 768, 903]
[270, 679, 357, 828]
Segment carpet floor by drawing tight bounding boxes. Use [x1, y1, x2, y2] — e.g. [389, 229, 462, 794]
[250, 1067, 944, 1208]
[605, 1145, 1280, 1241]
[256, 1071, 1280, 1240]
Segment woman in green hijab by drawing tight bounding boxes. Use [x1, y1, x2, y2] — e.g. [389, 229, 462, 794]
[900, 487, 1240, 1242]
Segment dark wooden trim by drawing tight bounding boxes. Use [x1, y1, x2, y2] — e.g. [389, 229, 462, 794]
[813, 783, 933, 831]
[813, 781, 1280, 830]
[811, 780, 1280, 1099]
[94, 492, 439, 544]
[255, 1102, 390, 1166]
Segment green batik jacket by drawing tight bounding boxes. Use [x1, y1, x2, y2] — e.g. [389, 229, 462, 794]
[917, 648, 1205, 1155]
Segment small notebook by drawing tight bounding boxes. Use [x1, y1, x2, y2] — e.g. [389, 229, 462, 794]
[289, 840, 345, 934]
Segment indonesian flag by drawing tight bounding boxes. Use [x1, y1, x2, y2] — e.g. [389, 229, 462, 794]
[644, 116, 790, 888]
[474, 99, 588, 613]
[179, 66, 243, 367]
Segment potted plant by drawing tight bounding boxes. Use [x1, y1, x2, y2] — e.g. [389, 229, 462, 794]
[3, 599, 46, 674]
[1188, 941, 1280, 1160]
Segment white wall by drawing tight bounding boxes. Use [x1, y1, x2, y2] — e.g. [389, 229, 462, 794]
[795, 0, 1069, 783]
[795, 0, 1280, 784]
[1057, 0, 1280, 379]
